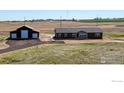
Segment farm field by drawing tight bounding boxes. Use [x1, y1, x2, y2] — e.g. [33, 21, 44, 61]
[0, 21, 124, 64]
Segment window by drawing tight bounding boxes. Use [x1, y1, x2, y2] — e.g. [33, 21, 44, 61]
[95, 33, 100, 37]
[11, 33, 17, 39]
[64, 33, 68, 37]
[72, 33, 76, 38]
[32, 33, 38, 38]
[58, 33, 61, 37]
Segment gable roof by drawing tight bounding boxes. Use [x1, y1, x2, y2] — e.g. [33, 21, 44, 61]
[10, 25, 39, 33]
[17, 25, 39, 31]
[55, 28, 103, 33]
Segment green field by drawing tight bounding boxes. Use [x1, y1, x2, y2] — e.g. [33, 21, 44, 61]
[80, 19, 124, 23]
[103, 30, 124, 39]
[0, 35, 7, 41]
[0, 42, 124, 64]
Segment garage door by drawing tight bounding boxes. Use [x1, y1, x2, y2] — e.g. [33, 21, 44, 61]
[32, 33, 38, 38]
[21, 30, 28, 39]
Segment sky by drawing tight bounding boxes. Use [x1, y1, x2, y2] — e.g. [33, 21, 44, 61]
[0, 10, 124, 21]
[0, 0, 124, 10]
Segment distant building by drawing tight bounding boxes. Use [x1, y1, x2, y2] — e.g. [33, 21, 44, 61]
[54, 28, 103, 39]
[10, 25, 39, 40]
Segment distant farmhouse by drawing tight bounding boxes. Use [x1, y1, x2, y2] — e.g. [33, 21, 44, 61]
[10, 25, 39, 40]
[54, 28, 103, 39]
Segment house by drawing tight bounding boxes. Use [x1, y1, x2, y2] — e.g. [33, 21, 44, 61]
[54, 28, 103, 39]
[10, 25, 39, 40]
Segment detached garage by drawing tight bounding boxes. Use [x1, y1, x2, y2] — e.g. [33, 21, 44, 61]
[10, 25, 39, 40]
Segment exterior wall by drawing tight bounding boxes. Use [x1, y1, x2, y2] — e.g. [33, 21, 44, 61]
[55, 33, 77, 39]
[55, 32, 103, 39]
[88, 32, 102, 39]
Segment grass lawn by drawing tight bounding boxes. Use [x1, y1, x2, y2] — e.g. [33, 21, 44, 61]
[0, 35, 8, 48]
[0, 35, 7, 41]
[79, 19, 124, 23]
[103, 30, 124, 39]
[0, 42, 124, 64]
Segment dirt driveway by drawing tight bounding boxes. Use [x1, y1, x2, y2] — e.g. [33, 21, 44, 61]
[0, 34, 55, 54]
[0, 39, 42, 54]
[62, 39, 124, 44]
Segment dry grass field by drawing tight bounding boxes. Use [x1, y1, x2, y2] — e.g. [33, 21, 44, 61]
[0, 21, 124, 64]
[0, 21, 120, 33]
[0, 42, 124, 64]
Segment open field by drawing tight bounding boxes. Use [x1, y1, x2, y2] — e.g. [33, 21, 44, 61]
[0, 42, 124, 64]
[0, 21, 124, 64]
[0, 21, 124, 37]
[80, 19, 124, 23]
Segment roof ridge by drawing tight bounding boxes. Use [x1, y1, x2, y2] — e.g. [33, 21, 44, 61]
[16, 25, 39, 32]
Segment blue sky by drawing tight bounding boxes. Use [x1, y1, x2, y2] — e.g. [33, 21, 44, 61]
[0, 10, 124, 21]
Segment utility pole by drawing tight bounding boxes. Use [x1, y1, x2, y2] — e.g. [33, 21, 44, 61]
[60, 16, 62, 28]
[96, 15, 99, 27]
[24, 17, 26, 26]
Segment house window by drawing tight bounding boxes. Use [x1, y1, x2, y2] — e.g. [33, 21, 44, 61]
[32, 33, 38, 38]
[95, 33, 101, 37]
[72, 33, 76, 38]
[64, 33, 68, 37]
[11, 33, 17, 39]
[58, 33, 61, 37]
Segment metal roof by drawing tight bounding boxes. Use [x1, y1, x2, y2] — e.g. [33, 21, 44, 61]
[17, 25, 39, 32]
[55, 28, 103, 33]
[10, 25, 39, 33]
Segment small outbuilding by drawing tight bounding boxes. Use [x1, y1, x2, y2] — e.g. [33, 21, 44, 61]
[54, 28, 103, 39]
[10, 25, 39, 40]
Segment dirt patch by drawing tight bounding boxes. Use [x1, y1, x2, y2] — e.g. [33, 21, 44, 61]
[54, 38, 124, 44]
[0, 39, 42, 54]
[0, 41, 9, 49]
[40, 33, 54, 42]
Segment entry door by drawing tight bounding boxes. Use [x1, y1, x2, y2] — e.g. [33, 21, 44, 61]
[79, 33, 87, 39]
[21, 30, 28, 39]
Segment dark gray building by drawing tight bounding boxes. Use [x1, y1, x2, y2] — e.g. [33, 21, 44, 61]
[10, 25, 39, 40]
[54, 28, 103, 39]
